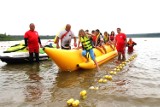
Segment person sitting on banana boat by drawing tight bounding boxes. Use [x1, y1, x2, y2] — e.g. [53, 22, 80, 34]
[103, 31, 115, 50]
[84, 30, 96, 47]
[77, 29, 100, 71]
[109, 31, 115, 42]
[91, 30, 97, 47]
[95, 29, 107, 54]
[103, 31, 109, 43]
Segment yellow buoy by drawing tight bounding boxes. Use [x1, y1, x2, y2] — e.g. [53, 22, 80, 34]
[110, 71, 115, 75]
[116, 68, 120, 72]
[67, 98, 74, 106]
[98, 78, 103, 83]
[72, 100, 80, 107]
[80, 90, 87, 96]
[102, 79, 107, 83]
[104, 75, 109, 79]
[119, 66, 123, 70]
[108, 75, 112, 80]
[113, 71, 117, 75]
[94, 86, 99, 90]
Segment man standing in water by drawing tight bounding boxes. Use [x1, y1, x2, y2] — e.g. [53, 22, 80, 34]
[115, 28, 127, 61]
[24, 23, 43, 63]
[55, 24, 77, 50]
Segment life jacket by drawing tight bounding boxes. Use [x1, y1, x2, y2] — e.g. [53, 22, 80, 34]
[80, 36, 93, 50]
[128, 41, 134, 46]
[104, 35, 109, 43]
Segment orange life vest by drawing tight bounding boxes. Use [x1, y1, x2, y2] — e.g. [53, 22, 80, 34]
[128, 41, 133, 46]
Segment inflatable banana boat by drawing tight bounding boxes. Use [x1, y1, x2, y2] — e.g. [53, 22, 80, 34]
[0, 43, 49, 63]
[44, 44, 118, 71]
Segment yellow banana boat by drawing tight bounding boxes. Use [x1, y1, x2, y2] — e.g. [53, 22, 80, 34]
[44, 44, 117, 72]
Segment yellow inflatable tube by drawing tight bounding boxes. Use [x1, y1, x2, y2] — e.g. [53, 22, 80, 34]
[77, 50, 117, 69]
[44, 44, 117, 72]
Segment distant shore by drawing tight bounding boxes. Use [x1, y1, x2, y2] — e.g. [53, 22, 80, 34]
[127, 33, 160, 38]
[0, 33, 160, 41]
[0, 34, 56, 41]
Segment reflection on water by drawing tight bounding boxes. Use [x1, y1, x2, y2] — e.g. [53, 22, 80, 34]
[0, 38, 160, 107]
[24, 64, 43, 103]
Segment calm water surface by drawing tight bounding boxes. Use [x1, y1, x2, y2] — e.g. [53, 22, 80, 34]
[0, 38, 160, 107]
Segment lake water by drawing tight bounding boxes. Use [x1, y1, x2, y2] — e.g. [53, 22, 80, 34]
[0, 38, 160, 107]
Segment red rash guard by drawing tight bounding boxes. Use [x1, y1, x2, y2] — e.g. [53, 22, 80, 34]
[92, 35, 97, 42]
[115, 33, 126, 54]
[24, 30, 39, 53]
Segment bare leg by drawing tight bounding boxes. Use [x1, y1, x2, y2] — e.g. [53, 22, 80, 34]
[96, 46, 104, 54]
[118, 52, 121, 61]
[110, 44, 115, 50]
[107, 42, 114, 50]
[84, 55, 89, 62]
[102, 45, 107, 54]
[122, 54, 126, 61]
[93, 60, 100, 71]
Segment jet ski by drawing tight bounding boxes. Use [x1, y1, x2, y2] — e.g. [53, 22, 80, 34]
[0, 43, 50, 63]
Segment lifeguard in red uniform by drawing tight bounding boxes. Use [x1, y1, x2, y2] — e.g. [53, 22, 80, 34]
[115, 28, 127, 61]
[24, 23, 43, 63]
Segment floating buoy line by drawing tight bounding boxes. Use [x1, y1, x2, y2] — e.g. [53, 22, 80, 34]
[66, 54, 137, 107]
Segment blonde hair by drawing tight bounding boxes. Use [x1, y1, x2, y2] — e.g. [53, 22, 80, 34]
[78, 29, 89, 40]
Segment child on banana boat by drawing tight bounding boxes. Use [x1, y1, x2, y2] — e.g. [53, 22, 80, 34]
[77, 29, 100, 71]
[104, 31, 115, 50]
[85, 30, 97, 48]
[109, 31, 115, 42]
[103, 31, 109, 43]
[94, 29, 107, 54]
[84, 29, 115, 51]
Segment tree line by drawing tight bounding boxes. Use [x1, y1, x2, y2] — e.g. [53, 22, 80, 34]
[0, 33, 56, 41]
[1, 33, 160, 41]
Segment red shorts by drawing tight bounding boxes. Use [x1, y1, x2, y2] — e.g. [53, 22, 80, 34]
[28, 47, 39, 53]
[116, 46, 125, 54]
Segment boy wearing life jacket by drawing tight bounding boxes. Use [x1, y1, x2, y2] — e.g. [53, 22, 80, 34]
[127, 38, 137, 54]
[77, 29, 100, 71]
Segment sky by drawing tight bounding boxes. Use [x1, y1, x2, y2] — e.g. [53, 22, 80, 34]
[0, 0, 160, 35]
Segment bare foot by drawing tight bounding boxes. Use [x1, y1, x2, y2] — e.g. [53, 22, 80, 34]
[85, 58, 89, 63]
[97, 67, 100, 72]
[122, 57, 126, 61]
[115, 60, 120, 64]
[86, 60, 89, 63]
